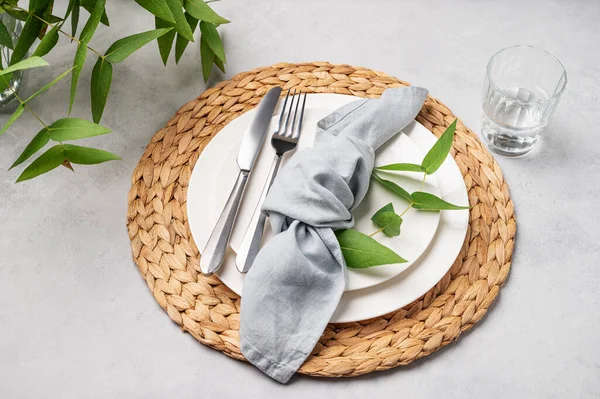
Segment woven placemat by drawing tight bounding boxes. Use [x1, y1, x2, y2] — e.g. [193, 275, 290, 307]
[126, 62, 515, 378]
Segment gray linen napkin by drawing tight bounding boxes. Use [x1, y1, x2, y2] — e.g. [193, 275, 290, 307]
[240, 86, 428, 383]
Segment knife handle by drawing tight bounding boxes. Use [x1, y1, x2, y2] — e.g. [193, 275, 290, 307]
[200, 170, 249, 275]
[236, 155, 283, 273]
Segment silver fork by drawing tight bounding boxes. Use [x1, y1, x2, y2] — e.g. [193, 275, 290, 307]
[236, 89, 308, 273]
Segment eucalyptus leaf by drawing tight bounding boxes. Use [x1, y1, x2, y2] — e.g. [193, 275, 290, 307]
[0, 21, 14, 49]
[69, 42, 87, 114]
[335, 229, 407, 268]
[9, 16, 44, 64]
[79, 0, 105, 43]
[184, 0, 229, 24]
[372, 173, 413, 203]
[80, 0, 110, 26]
[42, 14, 64, 24]
[32, 24, 59, 57]
[421, 119, 457, 175]
[199, 21, 225, 62]
[165, 0, 194, 42]
[411, 191, 470, 211]
[16, 145, 65, 182]
[63, 144, 121, 164]
[90, 57, 112, 123]
[213, 55, 225, 73]
[371, 211, 402, 237]
[200, 35, 214, 82]
[134, 0, 175, 23]
[0, 56, 48, 75]
[372, 202, 394, 218]
[155, 17, 176, 65]
[0, 104, 24, 137]
[70, 0, 80, 37]
[46, 118, 111, 141]
[375, 163, 425, 173]
[10, 127, 50, 169]
[174, 12, 198, 64]
[5, 9, 29, 22]
[25, 67, 74, 102]
[105, 27, 173, 63]
[29, 0, 52, 14]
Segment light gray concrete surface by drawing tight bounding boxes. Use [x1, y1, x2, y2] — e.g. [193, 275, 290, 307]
[1, 0, 599, 397]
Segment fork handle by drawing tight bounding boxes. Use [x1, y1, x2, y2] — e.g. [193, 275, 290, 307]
[200, 170, 249, 275]
[236, 155, 283, 273]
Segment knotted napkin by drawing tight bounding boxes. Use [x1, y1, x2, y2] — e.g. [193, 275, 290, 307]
[240, 86, 428, 383]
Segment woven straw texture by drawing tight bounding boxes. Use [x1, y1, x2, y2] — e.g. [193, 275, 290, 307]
[126, 62, 515, 378]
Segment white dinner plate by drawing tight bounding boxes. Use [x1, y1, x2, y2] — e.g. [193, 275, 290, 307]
[187, 94, 469, 322]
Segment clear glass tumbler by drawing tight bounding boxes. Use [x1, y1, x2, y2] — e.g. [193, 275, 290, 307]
[481, 45, 567, 156]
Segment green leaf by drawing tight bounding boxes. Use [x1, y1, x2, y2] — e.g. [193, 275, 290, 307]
[105, 27, 173, 63]
[165, 0, 194, 42]
[0, 56, 49, 75]
[0, 73, 12, 91]
[0, 21, 14, 49]
[63, 144, 121, 164]
[5, 9, 29, 22]
[200, 35, 214, 82]
[16, 145, 65, 182]
[80, 0, 110, 26]
[29, 0, 52, 14]
[421, 119, 457, 175]
[184, 0, 229, 24]
[70, 0, 80, 37]
[371, 202, 402, 237]
[25, 67, 74, 102]
[79, 0, 105, 43]
[411, 191, 470, 211]
[46, 118, 111, 141]
[155, 18, 176, 65]
[372, 173, 413, 203]
[90, 57, 112, 123]
[0, 104, 24, 137]
[335, 229, 407, 268]
[199, 21, 225, 62]
[32, 25, 59, 57]
[9, 16, 44, 64]
[375, 163, 425, 173]
[42, 14, 63, 24]
[134, 0, 175, 23]
[372, 202, 394, 218]
[213, 55, 225, 73]
[10, 127, 50, 169]
[174, 12, 198, 64]
[69, 42, 87, 114]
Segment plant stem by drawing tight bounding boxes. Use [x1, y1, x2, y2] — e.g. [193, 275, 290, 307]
[15, 6, 105, 59]
[419, 172, 427, 191]
[399, 202, 414, 218]
[1, 75, 48, 128]
[369, 227, 385, 237]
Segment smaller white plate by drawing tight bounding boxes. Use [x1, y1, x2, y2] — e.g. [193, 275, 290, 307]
[191, 95, 441, 291]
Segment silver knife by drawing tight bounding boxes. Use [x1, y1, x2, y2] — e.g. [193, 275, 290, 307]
[200, 86, 282, 275]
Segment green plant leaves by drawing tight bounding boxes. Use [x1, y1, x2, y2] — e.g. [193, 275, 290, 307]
[69, 42, 87, 114]
[371, 203, 402, 237]
[79, 0, 105, 43]
[174, 12, 198, 63]
[90, 57, 112, 123]
[32, 25, 59, 57]
[25, 67, 74, 102]
[10, 127, 50, 168]
[104, 27, 173, 63]
[421, 119, 457, 175]
[155, 17, 176, 65]
[69, 0, 80, 37]
[5, 9, 29, 22]
[411, 191, 469, 211]
[134, 0, 175, 23]
[165, 0, 194, 42]
[16, 145, 65, 182]
[0, 104, 24, 137]
[375, 163, 424, 173]
[0, 21, 14, 49]
[199, 21, 225, 62]
[200, 34, 214, 82]
[9, 16, 44, 64]
[0, 56, 48, 75]
[335, 229, 406, 268]
[80, 0, 110, 26]
[45, 118, 111, 141]
[63, 144, 121, 164]
[372, 173, 413, 203]
[184, 0, 229, 24]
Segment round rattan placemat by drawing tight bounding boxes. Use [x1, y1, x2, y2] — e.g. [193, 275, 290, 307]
[126, 62, 515, 378]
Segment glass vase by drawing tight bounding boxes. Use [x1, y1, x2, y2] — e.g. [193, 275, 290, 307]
[0, 12, 24, 108]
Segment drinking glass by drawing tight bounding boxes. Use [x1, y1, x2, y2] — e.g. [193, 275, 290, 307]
[481, 45, 567, 156]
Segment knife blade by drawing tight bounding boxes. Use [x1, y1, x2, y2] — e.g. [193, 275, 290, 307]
[200, 86, 282, 275]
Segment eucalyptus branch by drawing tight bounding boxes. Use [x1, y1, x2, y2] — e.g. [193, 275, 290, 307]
[14, 5, 105, 59]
